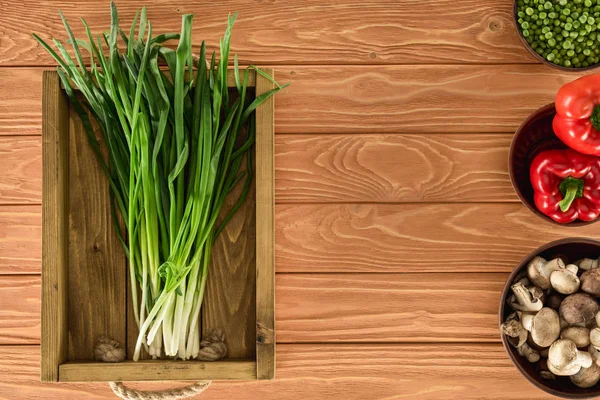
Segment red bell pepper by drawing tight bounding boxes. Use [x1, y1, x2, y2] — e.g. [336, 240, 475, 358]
[530, 149, 600, 223]
[553, 74, 600, 156]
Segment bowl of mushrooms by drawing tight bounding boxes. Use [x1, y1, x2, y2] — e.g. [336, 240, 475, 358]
[500, 237, 600, 398]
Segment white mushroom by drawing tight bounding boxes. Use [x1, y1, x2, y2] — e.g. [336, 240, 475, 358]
[521, 308, 560, 347]
[509, 282, 543, 312]
[560, 316, 569, 330]
[518, 342, 541, 363]
[570, 363, 600, 388]
[590, 327, 600, 350]
[540, 370, 556, 380]
[548, 339, 593, 376]
[501, 312, 528, 348]
[528, 257, 565, 289]
[550, 264, 581, 295]
[578, 258, 600, 271]
[561, 326, 591, 348]
[590, 346, 600, 367]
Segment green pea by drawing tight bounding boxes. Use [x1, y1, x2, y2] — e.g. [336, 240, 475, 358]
[549, 11, 557, 18]
[563, 29, 571, 36]
[536, 47, 545, 54]
[541, 11, 548, 19]
[546, 31, 554, 38]
[578, 35, 586, 41]
[556, 20, 562, 26]
[560, 14, 567, 21]
[532, 14, 539, 20]
[542, 26, 551, 33]
[587, 24, 594, 31]
[522, 21, 531, 30]
[564, 39, 573, 47]
[574, 20, 582, 28]
[566, 22, 573, 30]
[584, 48, 592, 54]
[584, 61, 590, 66]
[590, 16, 597, 23]
[560, 47, 567, 54]
[589, 39, 595, 45]
[545, 1, 553, 8]
[589, 55, 596, 61]
[587, 0, 594, 6]
[573, 12, 581, 19]
[565, 59, 572, 66]
[564, 8, 571, 15]
[568, 49, 576, 56]
[571, 30, 580, 37]
[581, 14, 589, 22]
[560, 0, 568, 5]
[547, 52, 556, 61]
[544, 18, 551, 24]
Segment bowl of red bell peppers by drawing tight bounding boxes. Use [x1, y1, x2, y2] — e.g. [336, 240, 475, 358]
[510, 75, 600, 226]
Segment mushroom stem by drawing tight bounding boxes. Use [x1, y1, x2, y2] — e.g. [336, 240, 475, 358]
[501, 315, 528, 348]
[510, 282, 544, 312]
[518, 342, 541, 363]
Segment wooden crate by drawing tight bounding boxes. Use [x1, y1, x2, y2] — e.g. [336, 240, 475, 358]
[40, 69, 275, 382]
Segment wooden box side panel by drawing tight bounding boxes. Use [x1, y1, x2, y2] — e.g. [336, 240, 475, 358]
[66, 105, 127, 360]
[255, 69, 276, 380]
[202, 88, 257, 360]
[41, 71, 70, 382]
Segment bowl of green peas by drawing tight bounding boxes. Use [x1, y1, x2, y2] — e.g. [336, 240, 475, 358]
[514, 0, 600, 70]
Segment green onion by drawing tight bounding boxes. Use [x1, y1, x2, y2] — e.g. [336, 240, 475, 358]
[34, 2, 288, 361]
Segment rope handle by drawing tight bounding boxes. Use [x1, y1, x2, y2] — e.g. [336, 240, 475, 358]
[95, 330, 227, 400]
[109, 381, 211, 400]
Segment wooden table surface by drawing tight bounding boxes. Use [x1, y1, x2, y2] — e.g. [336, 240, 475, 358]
[0, 0, 592, 399]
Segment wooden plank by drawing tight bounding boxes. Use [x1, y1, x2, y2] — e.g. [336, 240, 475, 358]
[0, 69, 42, 135]
[276, 273, 503, 343]
[1, 0, 530, 66]
[0, 275, 39, 344]
[255, 69, 276, 379]
[276, 133, 514, 203]
[0, 344, 559, 399]
[0, 65, 590, 136]
[66, 103, 126, 360]
[275, 203, 600, 273]
[0, 136, 41, 204]
[10, 202, 600, 275]
[41, 71, 69, 382]
[0, 133, 517, 205]
[203, 156, 256, 359]
[59, 360, 256, 382]
[0, 272, 505, 345]
[0, 205, 41, 274]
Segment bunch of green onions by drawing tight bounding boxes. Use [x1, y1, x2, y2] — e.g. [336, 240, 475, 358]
[34, 3, 286, 361]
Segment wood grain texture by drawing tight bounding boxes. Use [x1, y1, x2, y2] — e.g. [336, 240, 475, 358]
[275, 203, 600, 273]
[11, 202, 600, 275]
[66, 106, 126, 360]
[0, 133, 517, 204]
[0, 0, 530, 66]
[1, 65, 591, 136]
[0, 136, 41, 204]
[0, 344, 560, 399]
[0, 205, 40, 274]
[0, 275, 39, 344]
[255, 69, 276, 380]
[0, 69, 42, 135]
[0, 273, 505, 345]
[40, 71, 68, 382]
[276, 273, 504, 343]
[59, 360, 256, 382]
[203, 156, 256, 359]
[276, 133, 514, 203]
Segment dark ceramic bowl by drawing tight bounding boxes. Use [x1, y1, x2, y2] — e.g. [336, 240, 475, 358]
[500, 238, 600, 399]
[512, 0, 599, 72]
[509, 103, 598, 227]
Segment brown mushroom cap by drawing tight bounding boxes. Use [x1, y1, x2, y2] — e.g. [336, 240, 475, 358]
[561, 327, 591, 348]
[547, 294, 563, 310]
[581, 268, 600, 297]
[570, 363, 600, 388]
[560, 293, 599, 325]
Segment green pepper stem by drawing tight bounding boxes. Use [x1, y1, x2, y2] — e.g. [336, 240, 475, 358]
[558, 176, 585, 212]
[591, 105, 600, 132]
